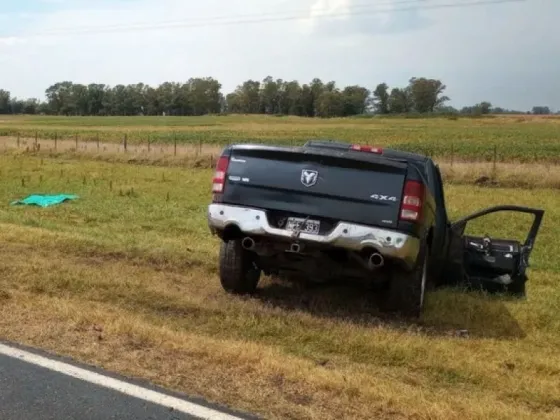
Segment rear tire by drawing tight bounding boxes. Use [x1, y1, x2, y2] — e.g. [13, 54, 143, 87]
[219, 239, 261, 295]
[383, 239, 429, 318]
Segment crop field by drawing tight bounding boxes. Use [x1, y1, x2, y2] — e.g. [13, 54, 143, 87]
[1, 114, 560, 162]
[0, 127, 559, 420]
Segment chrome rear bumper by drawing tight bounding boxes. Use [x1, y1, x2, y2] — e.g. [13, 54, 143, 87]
[208, 204, 420, 269]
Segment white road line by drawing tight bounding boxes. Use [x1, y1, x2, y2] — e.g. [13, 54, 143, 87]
[0, 343, 245, 420]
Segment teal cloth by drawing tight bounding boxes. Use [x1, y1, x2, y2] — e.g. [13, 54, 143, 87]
[11, 194, 79, 208]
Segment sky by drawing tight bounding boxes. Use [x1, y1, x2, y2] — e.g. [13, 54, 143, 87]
[0, 0, 558, 111]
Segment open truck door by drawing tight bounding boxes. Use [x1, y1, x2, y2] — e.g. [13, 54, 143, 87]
[442, 205, 544, 296]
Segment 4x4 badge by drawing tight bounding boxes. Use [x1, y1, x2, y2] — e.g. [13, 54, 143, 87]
[301, 169, 318, 187]
[370, 194, 397, 202]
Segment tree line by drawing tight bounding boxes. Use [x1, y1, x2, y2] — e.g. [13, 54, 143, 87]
[0, 76, 555, 117]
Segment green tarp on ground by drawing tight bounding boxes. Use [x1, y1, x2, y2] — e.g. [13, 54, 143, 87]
[10, 194, 79, 208]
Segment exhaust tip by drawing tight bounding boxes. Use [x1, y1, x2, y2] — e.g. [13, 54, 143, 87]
[241, 237, 255, 250]
[290, 243, 301, 253]
[368, 252, 384, 269]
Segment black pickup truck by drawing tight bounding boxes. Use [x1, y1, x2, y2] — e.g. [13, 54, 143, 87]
[207, 140, 544, 317]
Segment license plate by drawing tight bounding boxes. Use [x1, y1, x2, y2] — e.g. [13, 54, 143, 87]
[285, 217, 320, 235]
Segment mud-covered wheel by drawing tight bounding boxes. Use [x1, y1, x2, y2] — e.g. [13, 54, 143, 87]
[384, 239, 430, 318]
[219, 239, 261, 295]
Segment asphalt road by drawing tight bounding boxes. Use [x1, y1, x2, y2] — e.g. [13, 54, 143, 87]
[0, 342, 253, 420]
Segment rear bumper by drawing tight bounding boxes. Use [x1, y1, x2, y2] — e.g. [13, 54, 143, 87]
[208, 204, 420, 269]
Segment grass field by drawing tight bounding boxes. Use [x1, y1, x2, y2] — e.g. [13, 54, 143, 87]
[0, 154, 559, 420]
[1, 114, 560, 162]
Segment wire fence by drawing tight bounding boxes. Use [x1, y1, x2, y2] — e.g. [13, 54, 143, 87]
[1, 131, 559, 166]
[2, 133, 560, 189]
[0, 132, 219, 158]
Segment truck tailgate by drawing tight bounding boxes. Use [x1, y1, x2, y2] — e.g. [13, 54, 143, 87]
[221, 147, 408, 229]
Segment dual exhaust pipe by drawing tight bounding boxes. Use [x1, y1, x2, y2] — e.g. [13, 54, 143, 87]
[242, 236, 384, 269]
[368, 251, 384, 270]
[241, 237, 256, 251]
[242, 237, 302, 254]
[243, 237, 302, 253]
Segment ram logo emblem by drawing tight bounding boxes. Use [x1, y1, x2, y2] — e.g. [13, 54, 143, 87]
[301, 169, 318, 187]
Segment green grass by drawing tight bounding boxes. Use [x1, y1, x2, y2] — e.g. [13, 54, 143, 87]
[0, 154, 559, 419]
[1, 114, 560, 162]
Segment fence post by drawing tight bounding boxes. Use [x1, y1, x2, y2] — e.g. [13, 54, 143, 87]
[492, 145, 497, 182]
[124, 134, 128, 152]
[17, 133, 20, 148]
[147, 136, 151, 153]
[54, 132, 58, 151]
[75, 133, 78, 150]
[450, 142, 454, 168]
[96, 133, 100, 151]
[174, 132, 177, 156]
[35, 131, 38, 149]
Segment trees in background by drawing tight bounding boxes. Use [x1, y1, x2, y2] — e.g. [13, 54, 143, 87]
[531, 106, 551, 115]
[0, 76, 554, 116]
[0, 88, 46, 115]
[0, 89, 13, 114]
[225, 77, 446, 117]
[460, 101, 493, 115]
[41, 78, 224, 116]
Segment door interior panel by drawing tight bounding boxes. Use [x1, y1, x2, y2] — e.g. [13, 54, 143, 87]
[442, 205, 544, 293]
[463, 235, 521, 280]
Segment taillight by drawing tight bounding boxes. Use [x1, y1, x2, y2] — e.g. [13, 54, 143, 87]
[400, 180, 424, 222]
[351, 144, 383, 154]
[212, 156, 229, 194]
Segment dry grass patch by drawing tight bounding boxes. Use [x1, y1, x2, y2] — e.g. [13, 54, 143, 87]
[0, 135, 223, 165]
[0, 155, 559, 419]
[2, 137, 560, 189]
[0, 241, 559, 420]
[439, 161, 560, 189]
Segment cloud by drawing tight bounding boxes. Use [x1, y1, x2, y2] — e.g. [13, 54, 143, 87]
[0, 37, 25, 46]
[0, 0, 559, 110]
[301, 0, 434, 37]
